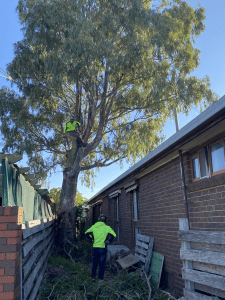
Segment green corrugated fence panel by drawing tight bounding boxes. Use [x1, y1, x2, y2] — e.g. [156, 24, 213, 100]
[1, 158, 54, 221]
[21, 178, 35, 222]
[33, 194, 41, 220]
[15, 172, 23, 207]
[2, 158, 16, 206]
[41, 199, 46, 219]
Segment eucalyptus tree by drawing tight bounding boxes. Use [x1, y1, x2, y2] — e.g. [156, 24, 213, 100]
[0, 0, 218, 243]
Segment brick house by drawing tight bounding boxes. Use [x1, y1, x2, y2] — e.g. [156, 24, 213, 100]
[87, 95, 225, 297]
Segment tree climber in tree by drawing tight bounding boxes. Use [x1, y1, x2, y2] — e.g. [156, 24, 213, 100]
[63, 115, 88, 171]
[63, 115, 88, 148]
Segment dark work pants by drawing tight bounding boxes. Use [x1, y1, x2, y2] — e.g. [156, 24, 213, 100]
[91, 246, 107, 280]
[68, 131, 86, 147]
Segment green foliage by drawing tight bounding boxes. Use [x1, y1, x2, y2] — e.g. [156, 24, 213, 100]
[0, 0, 218, 187]
[40, 241, 180, 300]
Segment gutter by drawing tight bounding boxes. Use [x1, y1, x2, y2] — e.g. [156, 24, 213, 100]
[88, 95, 225, 203]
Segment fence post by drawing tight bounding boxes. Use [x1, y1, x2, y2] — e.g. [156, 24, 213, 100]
[179, 218, 195, 296]
[0, 206, 23, 300]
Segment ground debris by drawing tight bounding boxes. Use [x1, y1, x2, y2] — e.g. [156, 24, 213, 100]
[106, 249, 139, 275]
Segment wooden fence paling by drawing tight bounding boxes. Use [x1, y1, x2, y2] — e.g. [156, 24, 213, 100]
[20, 218, 56, 300]
[178, 218, 225, 300]
[179, 219, 195, 296]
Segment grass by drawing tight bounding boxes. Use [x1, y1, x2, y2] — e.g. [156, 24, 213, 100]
[38, 241, 182, 300]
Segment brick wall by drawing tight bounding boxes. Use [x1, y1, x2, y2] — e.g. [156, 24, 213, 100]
[137, 157, 186, 297]
[0, 206, 23, 300]
[185, 149, 225, 231]
[100, 157, 186, 297]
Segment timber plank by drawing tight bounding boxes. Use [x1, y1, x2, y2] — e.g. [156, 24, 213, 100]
[144, 237, 154, 275]
[195, 282, 225, 299]
[116, 254, 140, 269]
[28, 260, 48, 300]
[178, 230, 225, 244]
[135, 247, 148, 257]
[193, 261, 225, 277]
[136, 240, 149, 250]
[23, 219, 55, 239]
[23, 237, 54, 299]
[180, 249, 225, 267]
[23, 231, 55, 277]
[191, 241, 225, 253]
[182, 267, 225, 291]
[179, 218, 195, 292]
[184, 288, 212, 300]
[23, 226, 54, 258]
[135, 253, 146, 263]
[137, 233, 150, 243]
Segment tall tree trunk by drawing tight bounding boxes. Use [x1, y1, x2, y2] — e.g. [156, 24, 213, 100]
[57, 167, 79, 246]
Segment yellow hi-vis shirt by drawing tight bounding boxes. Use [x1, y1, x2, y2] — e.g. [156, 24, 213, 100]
[63, 121, 81, 134]
[85, 221, 116, 248]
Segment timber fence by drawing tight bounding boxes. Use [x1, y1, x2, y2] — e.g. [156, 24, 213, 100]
[178, 218, 225, 300]
[0, 206, 56, 300]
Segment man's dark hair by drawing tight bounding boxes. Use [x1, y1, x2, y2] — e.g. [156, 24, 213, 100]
[98, 214, 108, 223]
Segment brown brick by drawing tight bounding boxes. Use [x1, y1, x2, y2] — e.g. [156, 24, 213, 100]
[0, 284, 3, 292]
[0, 231, 19, 238]
[0, 207, 3, 216]
[0, 245, 20, 253]
[7, 237, 21, 245]
[0, 291, 14, 299]
[6, 253, 19, 260]
[10, 207, 19, 216]
[0, 254, 5, 260]
[0, 276, 15, 283]
[7, 224, 22, 231]
[0, 238, 7, 245]
[4, 207, 11, 216]
[3, 283, 15, 292]
[0, 216, 18, 223]
[0, 269, 4, 276]
[0, 260, 16, 268]
[4, 268, 15, 276]
[0, 224, 7, 230]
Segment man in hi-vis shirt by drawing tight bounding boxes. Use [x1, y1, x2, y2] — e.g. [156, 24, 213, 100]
[85, 214, 116, 281]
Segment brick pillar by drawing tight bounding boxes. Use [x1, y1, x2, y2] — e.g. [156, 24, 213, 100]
[0, 206, 23, 300]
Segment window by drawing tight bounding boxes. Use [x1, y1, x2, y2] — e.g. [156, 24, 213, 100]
[192, 149, 208, 180]
[133, 189, 140, 220]
[191, 139, 225, 181]
[210, 141, 225, 175]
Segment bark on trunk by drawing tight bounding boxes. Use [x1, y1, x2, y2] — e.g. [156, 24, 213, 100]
[57, 168, 79, 247]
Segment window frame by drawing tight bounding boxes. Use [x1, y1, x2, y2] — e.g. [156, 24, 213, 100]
[116, 195, 120, 221]
[133, 188, 140, 220]
[208, 139, 225, 176]
[191, 148, 209, 182]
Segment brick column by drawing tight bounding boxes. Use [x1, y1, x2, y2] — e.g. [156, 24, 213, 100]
[0, 206, 23, 300]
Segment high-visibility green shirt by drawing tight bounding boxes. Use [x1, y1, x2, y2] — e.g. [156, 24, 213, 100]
[85, 221, 116, 248]
[63, 121, 81, 134]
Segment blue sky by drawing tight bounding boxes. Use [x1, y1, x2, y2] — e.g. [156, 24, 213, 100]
[0, 0, 225, 199]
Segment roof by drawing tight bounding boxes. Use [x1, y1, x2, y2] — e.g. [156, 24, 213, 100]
[88, 95, 225, 203]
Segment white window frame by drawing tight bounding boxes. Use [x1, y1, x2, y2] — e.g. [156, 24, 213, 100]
[133, 189, 140, 220]
[191, 148, 209, 181]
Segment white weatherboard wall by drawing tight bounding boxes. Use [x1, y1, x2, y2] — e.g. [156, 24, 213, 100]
[20, 217, 56, 300]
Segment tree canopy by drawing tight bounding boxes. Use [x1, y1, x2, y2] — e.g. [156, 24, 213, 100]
[0, 0, 218, 187]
